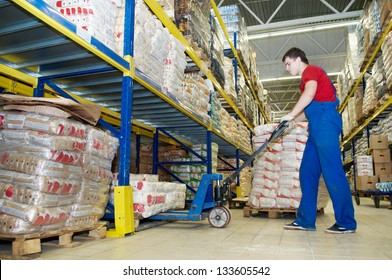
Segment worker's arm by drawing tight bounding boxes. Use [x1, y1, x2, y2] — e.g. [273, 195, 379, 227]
[290, 80, 317, 117]
[282, 80, 317, 122]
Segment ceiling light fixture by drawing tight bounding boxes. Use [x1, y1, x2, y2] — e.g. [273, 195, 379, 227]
[248, 20, 359, 40]
[260, 72, 341, 82]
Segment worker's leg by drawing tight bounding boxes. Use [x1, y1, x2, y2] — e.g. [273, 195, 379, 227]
[295, 139, 321, 229]
[314, 112, 356, 230]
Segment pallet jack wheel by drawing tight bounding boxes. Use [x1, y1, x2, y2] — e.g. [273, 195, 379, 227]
[354, 194, 360, 206]
[373, 196, 380, 208]
[208, 206, 231, 228]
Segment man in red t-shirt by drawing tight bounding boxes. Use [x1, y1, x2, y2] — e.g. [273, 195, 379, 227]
[280, 47, 356, 234]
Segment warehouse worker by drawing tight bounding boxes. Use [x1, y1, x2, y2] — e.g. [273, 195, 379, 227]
[280, 47, 357, 234]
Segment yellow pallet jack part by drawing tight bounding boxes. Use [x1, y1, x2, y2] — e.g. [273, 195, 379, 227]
[236, 186, 242, 198]
[106, 186, 135, 238]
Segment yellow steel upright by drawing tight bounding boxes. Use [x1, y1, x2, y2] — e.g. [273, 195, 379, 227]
[106, 186, 135, 238]
[236, 186, 243, 198]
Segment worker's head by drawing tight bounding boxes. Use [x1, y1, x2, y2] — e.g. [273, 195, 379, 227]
[282, 47, 309, 76]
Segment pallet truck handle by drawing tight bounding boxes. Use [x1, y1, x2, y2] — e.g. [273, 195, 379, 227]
[222, 120, 291, 187]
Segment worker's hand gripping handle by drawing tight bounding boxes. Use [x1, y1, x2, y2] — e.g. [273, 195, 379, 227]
[268, 120, 291, 142]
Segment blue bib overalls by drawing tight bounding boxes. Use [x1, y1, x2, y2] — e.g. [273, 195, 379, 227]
[294, 99, 357, 230]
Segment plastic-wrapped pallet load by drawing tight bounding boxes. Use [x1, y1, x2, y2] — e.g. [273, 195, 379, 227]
[249, 123, 329, 210]
[110, 173, 186, 219]
[45, 0, 123, 51]
[0, 110, 118, 234]
[381, 31, 392, 90]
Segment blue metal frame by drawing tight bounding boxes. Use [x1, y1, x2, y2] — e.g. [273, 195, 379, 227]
[22, 0, 136, 219]
[149, 173, 222, 222]
[117, 0, 135, 187]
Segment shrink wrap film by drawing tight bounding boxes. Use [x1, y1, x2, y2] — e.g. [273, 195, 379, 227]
[0, 199, 70, 226]
[0, 213, 41, 234]
[0, 183, 76, 207]
[0, 170, 81, 194]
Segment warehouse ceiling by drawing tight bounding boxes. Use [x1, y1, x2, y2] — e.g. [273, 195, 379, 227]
[217, 0, 368, 122]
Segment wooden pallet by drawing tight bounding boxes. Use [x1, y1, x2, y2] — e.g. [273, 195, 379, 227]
[228, 197, 248, 209]
[243, 206, 297, 219]
[0, 222, 107, 259]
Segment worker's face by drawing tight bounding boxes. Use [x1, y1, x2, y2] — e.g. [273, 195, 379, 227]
[284, 57, 301, 76]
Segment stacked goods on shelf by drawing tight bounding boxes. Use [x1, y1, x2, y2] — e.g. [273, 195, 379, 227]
[158, 0, 175, 20]
[381, 31, 392, 90]
[220, 109, 240, 144]
[372, 56, 388, 101]
[175, 0, 211, 66]
[217, 157, 252, 198]
[210, 92, 224, 133]
[45, 0, 123, 51]
[237, 119, 253, 154]
[221, 57, 237, 104]
[210, 17, 226, 87]
[111, 173, 186, 219]
[217, 4, 251, 73]
[340, 25, 364, 101]
[354, 88, 365, 124]
[248, 123, 328, 210]
[163, 36, 187, 97]
[260, 89, 271, 124]
[379, 0, 392, 30]
[180, 73, 211, 124]
[133, 0, 170, 86]
[170, 143, 219, 200]
[158, 144, 188, 182]
[139, 144, 153, 175]
[0, 110, 118, 234]
[237, 71, 258, 125]
[361, 0, 383, 55]
[117, 0, 187, 96]
[363, 74, 377, 117]
[373, 111, 392, 141]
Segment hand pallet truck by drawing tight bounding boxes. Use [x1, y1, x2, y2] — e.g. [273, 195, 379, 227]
[149, 121, 291, 228]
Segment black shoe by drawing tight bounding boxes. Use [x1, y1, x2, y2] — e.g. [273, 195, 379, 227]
[284, 222, 315, 231]
[324, 224, 356, 234]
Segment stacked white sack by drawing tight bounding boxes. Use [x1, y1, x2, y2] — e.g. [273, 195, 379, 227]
[0, 111, 117, 233]
[248, 123, 308, 209]
[111, 173, 186, 219]
[45, 0, 123, 51]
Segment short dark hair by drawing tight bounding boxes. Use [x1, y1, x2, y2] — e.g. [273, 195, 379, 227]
[282, 47, 309, 64]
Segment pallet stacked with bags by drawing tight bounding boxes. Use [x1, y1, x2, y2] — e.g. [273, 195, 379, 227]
[244, 123, 330, 218]
[0, 95, 118, 258]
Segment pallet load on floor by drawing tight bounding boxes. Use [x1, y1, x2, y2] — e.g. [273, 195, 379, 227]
[0, 95, 118, 258]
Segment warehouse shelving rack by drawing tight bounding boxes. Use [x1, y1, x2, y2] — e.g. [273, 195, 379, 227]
[0, 0, 260, 233]
[339, 20, 392, 208]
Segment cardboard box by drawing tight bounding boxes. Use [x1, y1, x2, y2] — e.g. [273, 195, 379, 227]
[354, 155, 373, 163]
[355, 162, 373, 171]
[372, 149, 391, 163]
[369, 135, 389, 150]
[356, 169, 374, 176]
[355, 176, 378, 191]
[374, 162, 392, 176]
[379, 174, 392, 183]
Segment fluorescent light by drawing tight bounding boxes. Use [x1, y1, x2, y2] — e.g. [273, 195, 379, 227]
[260, 72, 341, 82]
[248, 20, 359, 40]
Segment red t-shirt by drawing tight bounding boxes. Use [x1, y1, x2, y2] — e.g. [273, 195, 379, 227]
[300, 65, 336, 102]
